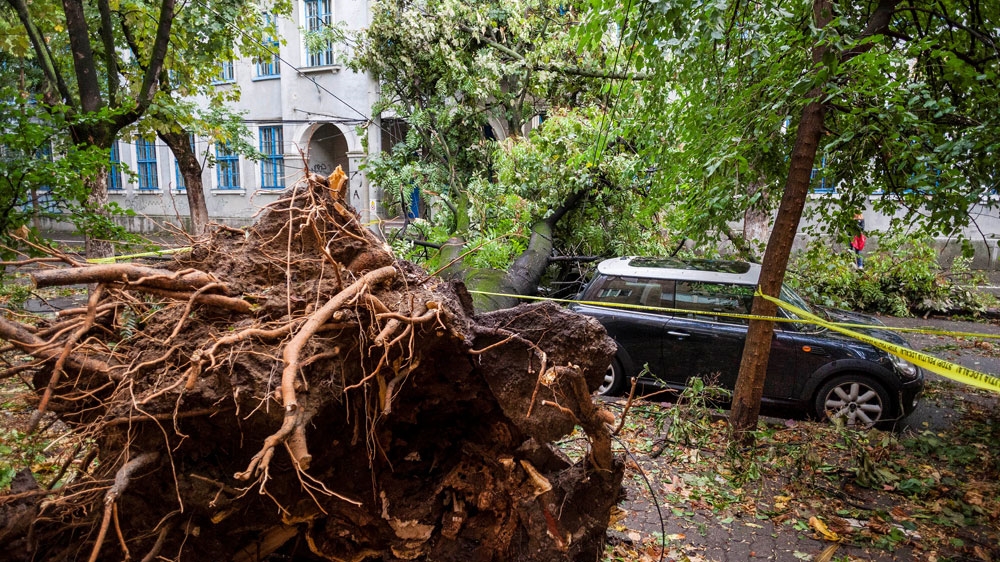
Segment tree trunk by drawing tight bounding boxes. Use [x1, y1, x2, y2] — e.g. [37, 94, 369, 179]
[729, 0, 833, 443]
[437, 189, 587, 312]
[160, 130, 209, 235]
[83, 169, 114, 259]
[729, 0, 899, 444]
[465, 219, 556, 311]
[743, 179, 771, 255]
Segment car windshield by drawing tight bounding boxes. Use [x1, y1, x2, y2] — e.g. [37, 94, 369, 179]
[778, 285, 820, 326]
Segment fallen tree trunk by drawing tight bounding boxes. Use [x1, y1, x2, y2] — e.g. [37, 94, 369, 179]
[438, 189, 588, 312]
[0, 168, 623, 562]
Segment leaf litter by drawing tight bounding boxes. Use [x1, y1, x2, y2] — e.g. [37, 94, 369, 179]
[567, 378, 1000, 562]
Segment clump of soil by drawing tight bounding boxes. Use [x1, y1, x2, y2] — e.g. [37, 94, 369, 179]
[0, 169, 623, 561]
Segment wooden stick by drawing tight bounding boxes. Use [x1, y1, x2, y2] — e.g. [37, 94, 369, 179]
[129, 286, 251, 314]
[29, 285, 105, 432]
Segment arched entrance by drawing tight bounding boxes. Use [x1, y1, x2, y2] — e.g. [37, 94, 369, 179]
[306, 124, 350, 178]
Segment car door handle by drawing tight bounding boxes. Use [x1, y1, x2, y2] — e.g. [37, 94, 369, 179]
[667, 331, 690, 338]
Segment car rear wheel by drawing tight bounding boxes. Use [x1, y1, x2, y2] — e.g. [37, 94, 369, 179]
[814, 374, 892, 428]
[597, 357, 627, 396]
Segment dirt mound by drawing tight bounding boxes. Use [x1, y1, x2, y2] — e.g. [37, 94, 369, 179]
[0, 169, 623, 561]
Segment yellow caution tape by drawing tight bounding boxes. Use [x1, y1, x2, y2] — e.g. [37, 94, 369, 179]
[470, 290, 803, 323]
[468, 290, 1000, 340]
[468, 289, 1000, 394]
[86, 247, 192, 264]
[757, 291, 1000, 395]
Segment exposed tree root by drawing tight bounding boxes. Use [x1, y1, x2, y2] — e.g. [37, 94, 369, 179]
[0, 167, 623, 562]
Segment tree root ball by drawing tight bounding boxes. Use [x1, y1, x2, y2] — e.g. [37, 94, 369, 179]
[0, 168, 624, 562]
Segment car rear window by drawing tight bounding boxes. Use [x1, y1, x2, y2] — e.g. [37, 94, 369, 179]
[674, 282, 753, 324]
[582, 275, 675, 310]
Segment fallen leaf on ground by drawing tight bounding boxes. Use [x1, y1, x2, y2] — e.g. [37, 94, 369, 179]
[809, 516, 841, 541]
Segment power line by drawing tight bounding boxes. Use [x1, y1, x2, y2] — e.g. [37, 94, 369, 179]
[591, 0, 650, 168]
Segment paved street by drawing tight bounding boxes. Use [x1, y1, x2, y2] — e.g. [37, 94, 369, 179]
[609, 314, 1000, 562]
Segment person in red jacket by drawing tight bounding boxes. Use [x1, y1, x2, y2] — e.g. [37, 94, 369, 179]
[850, 213, 866, 269]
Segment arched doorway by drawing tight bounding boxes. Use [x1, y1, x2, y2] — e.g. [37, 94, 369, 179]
[306, 124, 350, 178]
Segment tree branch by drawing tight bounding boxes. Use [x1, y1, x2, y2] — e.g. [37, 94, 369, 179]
[96, 0, 120, 107]
[6, 0, 74, 105]
[61, 0, 103, 113]
[116, 0, 175, 127]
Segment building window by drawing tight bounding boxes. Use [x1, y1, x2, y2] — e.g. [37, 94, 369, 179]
[259, 126, 285, 189]
[304, 0, 334, 67]
[810, 155, 834, 194]
[109, 141, 123, 191]
[216, 61, 235, 83]
[256, 14, 281, 77]
[135, 138, 159, 191]
[216, 141, 241, 190]
[34, 142, 61, 213]
[174, 160, 185, 191]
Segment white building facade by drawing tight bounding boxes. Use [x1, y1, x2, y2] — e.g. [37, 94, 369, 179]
[102, 0, 385, 232]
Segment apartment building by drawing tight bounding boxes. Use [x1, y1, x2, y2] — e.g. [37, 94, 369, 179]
[104, 0, 387, 232]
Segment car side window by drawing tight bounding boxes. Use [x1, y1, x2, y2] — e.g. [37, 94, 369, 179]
[674, 282, 753, 324]
[583, 275, 675, 312]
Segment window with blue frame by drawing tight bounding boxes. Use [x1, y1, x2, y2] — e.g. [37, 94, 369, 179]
[259, 126, 285, 189]
[256, 13, 281, 77]
[34, 143, 61, 213]
[108, 141, 123, 191]
[135, 138, 159, 191]
[174, 161, 185, 191]
[173, 133, 196, 192]
[810, 155, 835, 194]
[216, 61, 235, 83]
[304, 0, 334, 67]
[216, 141, 241, 190]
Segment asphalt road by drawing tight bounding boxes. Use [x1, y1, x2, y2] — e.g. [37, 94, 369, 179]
[878, 314, 1000, 432]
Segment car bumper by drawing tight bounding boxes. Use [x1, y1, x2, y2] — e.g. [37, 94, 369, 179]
[898, 370, 924, 417]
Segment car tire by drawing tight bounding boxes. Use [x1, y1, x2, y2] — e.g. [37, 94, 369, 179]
[597, 357, 627, 396]
[814, 374, 893, 428]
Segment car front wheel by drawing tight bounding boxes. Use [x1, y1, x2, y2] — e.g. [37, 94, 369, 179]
[597, 357, 627, 396]
[814, 375, 892, 428]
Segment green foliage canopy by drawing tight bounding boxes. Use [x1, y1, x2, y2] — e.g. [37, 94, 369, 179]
[578, 0, 1000, 244]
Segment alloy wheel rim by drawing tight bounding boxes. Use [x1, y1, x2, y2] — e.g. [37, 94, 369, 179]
[598, 367, 615, 394]
[825, 382, 883, 426]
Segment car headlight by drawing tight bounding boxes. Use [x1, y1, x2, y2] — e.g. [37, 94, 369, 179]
[890, 353, 918, 379]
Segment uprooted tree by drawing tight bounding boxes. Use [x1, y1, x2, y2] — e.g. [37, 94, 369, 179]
[0, 168, 624, 561]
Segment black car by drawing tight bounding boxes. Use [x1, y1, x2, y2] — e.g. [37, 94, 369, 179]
[572, 257, 924, 427]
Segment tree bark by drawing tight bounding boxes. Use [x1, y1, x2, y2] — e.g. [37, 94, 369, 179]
[31, 263, 217, 291]
[60, 0, 102, 113]
[83, 169, 114, 260]
[729, 0, 900, 444]
[729, 0, 833, 443]
[160, 130, 209, 235]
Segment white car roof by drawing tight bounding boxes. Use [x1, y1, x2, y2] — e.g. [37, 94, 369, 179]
[596, 256, 762, 285]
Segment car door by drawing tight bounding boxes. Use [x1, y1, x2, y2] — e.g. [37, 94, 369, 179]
[663, 281, 750, 389]
[663, 282, 799, 399]
[578, 275, 675, 380]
